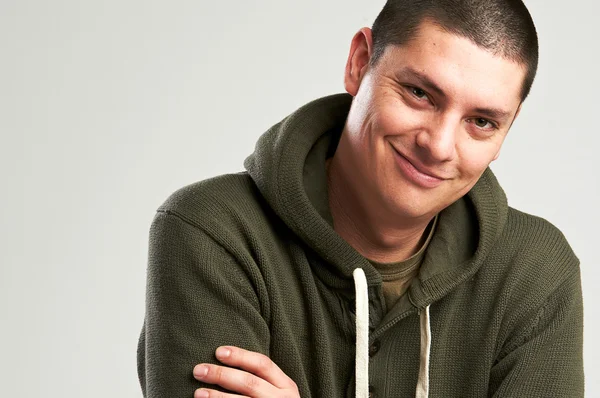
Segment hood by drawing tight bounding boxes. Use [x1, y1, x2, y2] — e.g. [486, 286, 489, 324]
[244, 93, 508, 304]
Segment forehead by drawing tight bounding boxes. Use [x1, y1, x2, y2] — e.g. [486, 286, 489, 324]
[377, 21, 526, 110]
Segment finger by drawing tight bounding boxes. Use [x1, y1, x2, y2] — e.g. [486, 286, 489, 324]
[193, 363, 276, 398]
[214, 346, 296, 389]
[194, 387, 250, 398]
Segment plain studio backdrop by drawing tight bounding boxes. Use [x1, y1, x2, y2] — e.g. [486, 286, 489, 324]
[1, 0, 598, 396]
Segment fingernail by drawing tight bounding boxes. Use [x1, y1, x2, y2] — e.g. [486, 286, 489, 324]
[193, 365, 208, 378]
[195, 389, 209, 398]
[216, 346, 231, 359]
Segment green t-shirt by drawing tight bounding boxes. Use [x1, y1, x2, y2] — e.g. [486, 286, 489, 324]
[368, 215, 438, 312]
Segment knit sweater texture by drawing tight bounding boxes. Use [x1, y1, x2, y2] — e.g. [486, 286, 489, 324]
[137, 93, 584, 397]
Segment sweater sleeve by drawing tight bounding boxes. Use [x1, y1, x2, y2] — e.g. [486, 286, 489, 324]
[488, 269, 584, 397]
[137, 210, 271, 398]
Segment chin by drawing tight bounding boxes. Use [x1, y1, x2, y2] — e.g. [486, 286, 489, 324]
[383, 195, 437, 221]
[390, 183, 461, 218]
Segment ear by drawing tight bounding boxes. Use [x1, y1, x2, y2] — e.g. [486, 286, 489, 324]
[344, 28, 373, 96]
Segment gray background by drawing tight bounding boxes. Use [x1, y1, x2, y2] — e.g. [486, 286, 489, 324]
[1, 0, 598, 396]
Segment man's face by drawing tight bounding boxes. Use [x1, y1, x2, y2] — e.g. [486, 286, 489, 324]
[339, 21, 526, 222]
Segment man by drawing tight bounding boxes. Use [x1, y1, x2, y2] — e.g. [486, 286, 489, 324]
[138, 0, 584, 397]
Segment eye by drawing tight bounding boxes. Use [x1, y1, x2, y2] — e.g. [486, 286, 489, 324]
[468, 117, 496, 130]
[411, 87, 428, 100]
[475, 118, 490, 128]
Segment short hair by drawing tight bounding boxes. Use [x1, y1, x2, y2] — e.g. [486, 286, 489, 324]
[371, 0, 539, 101]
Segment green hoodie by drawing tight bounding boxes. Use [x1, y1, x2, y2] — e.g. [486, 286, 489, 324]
[137, 94, 584, 397]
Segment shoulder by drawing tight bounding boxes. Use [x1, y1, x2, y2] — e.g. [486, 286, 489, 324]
[157, 172, 265, 227]
[151, 172, 283, 250]
[502, 207, 577, 263]
[159, 172, 256, 211]
[491, 206, 580, 298]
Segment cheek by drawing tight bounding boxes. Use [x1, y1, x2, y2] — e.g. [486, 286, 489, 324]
[376, 98, 424, 137]
[457, 143, 502, 178]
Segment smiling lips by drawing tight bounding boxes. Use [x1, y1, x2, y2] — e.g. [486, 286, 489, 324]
[391, 145, 448, 189]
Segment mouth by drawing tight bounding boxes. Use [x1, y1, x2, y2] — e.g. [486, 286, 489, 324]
[390, 145, 447, 188]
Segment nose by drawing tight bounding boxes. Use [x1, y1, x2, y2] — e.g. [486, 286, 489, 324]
[415, 114, 458, 162]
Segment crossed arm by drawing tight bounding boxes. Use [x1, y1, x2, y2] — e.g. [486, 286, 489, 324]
[139, 210, 583, 397]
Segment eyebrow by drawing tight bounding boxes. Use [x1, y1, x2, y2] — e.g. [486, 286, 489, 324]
[472, 107, 513, 120]
[397, 67, 446, 98]
[396, 66, 513, 121]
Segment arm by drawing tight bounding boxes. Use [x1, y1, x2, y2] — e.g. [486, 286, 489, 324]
[489, 270, 584, 397]
[137, 211, 271, 397]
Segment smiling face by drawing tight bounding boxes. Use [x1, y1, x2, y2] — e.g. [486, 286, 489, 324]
[336, 21, 526, 224]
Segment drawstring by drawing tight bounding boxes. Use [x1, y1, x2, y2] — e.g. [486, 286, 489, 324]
[416, 304, 432, 398]
[352, 268, 432, 398]
[353, 268, 369, 398]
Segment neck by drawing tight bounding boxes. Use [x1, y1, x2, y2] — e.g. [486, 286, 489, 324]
[327, 157, 434, 264]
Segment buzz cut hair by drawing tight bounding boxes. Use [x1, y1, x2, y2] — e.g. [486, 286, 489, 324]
[371, 0, 539, 100]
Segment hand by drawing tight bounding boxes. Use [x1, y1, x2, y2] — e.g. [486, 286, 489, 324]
[192, 346, 300, 398]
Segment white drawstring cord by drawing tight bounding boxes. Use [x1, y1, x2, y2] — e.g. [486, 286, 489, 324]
[353, 268, 369, 398]
[416, 304, 431, 398]
[353, 268, 431, 398]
